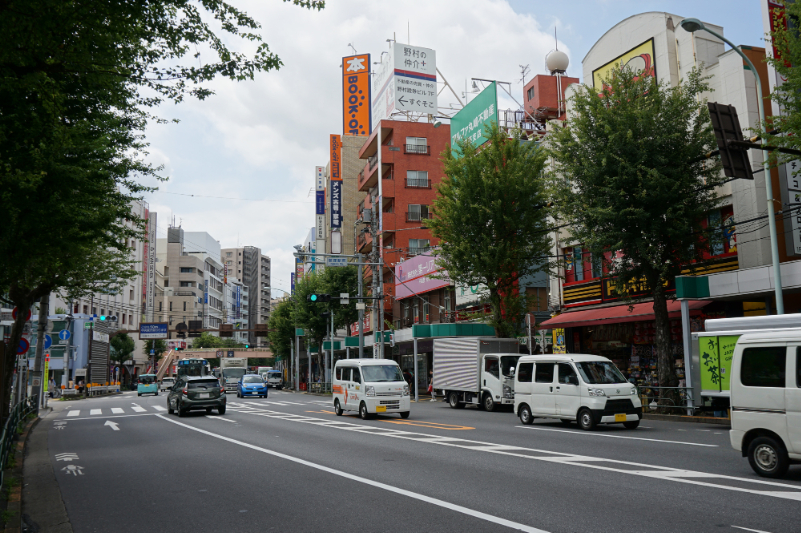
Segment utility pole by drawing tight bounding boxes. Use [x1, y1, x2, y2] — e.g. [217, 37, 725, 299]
[32, 293, 50, 409]
[357, 253, 364, 358]
[62, 301, 74, 390]
[370, 198, 380, 359]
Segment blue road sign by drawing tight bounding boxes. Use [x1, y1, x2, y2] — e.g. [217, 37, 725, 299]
[44, 335, 52, 350]
[150, 349, 155, 355]
[58, 329, 71, 341]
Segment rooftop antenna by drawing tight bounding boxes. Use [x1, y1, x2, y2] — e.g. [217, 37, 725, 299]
[347, 43, 357, 54]
[519, 64, 530, 86]
[555, 27, 558, 50]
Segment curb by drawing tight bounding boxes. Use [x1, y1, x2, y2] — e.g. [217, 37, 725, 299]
[642, 413, 731, 426]
[3, 415, 40, 533]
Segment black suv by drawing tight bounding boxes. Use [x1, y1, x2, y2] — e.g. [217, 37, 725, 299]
[167, 376, 226, 416]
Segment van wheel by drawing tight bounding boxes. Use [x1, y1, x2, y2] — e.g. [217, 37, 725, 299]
[483, 393, 496, 412]
[359, 402, 371, 420]
[334, 400, 343, 416]
[577, 408, 596, 431]
[623, 420, 640, 429]
[748, 436, 790, 478]
[448, 392, 463, 409]
[400, 412, 410, 419]
[519, 404, 533, 425]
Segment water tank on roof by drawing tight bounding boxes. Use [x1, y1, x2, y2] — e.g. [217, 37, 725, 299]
[546, 50, 569, 74]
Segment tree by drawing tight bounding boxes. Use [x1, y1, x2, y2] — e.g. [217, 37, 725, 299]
[765, 2, 801, 166]
[110, 333, 135, 382]
[426, 124, 552, 338]
[291, 273, 328, 376]
[320, 265, 360, 334]
[143, 339, 168, 362]
[546, 67, 723, 408]
[190, 332, 245, 349]
[268, 299, 295, 362]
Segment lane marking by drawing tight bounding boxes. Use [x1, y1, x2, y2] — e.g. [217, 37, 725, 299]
[516, 426, 718, 447]
[89, 409, 102, 416]
[111, 408, 124, 414]
[732, 526, 773, 533]
[156, 415, 549, 533]
[67, 411, 79, 417]
[60, 413, 160, 421]
[381, 420, 474, 431]
[104, 420, 120, 431]
[209, 417, 236, 424]
[131, 404, 146, 413]
[153, 406, 167, 412]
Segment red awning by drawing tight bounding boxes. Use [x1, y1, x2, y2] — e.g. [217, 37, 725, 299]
[539, 300, 709, 329]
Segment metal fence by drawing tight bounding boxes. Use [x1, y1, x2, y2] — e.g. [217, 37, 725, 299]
[636, 386, 697, 414]
[307, 382, 332, 395]
[1, 394, 38, 489]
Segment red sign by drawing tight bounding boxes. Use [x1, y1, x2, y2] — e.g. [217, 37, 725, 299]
[11, 307, 31, 321]
[17, 338, 29, 355]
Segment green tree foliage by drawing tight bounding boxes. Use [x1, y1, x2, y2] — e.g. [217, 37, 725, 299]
[191, 332, 245, 349]
[268, 299, 295, 361]
[142, 339, 168, 362]
[765, 3, 801, 167]
[427, 124, 552, 338]
[110, 333, 135, 365]
[546, 67, 723, 407]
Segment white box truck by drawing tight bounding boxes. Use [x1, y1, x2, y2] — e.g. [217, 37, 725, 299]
[219, 357, 248, 393]
[433, 337, 520, 412]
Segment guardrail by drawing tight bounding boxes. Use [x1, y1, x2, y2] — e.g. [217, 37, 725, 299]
[1, 395, 38, 489]
[307, 382, 331, 395]
[637, 386, 697, 414]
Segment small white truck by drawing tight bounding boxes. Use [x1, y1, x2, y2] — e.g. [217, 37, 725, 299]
[433, 337, 521, 412]
[219, 357, 248, 393]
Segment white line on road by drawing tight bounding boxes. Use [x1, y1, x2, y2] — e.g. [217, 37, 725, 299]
[67, 411, 79, 417]
[104, 420, 120, 431]
[111, 408, 124, 414]
[60, 413, 160, 421]
[89, 409, 102, 416]
[153, 406, 166, 411]
[156, 415, 550, 533]
[209, 417, 236, 423]
[131, 404, 146, 413]
[516, 426, 718, 447]
[732, 526, 774, 533]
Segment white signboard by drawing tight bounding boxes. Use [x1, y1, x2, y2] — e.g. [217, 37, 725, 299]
[315, 166, 325, 191]
[316, 214, 325, 240]
[372, 43, 437, 126]
[92, 330, 110, 343]
[784, 159, 801, 255]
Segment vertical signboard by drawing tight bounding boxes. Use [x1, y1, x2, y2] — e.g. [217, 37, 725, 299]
[372, 43, 437, 127]
[315, 165, 326, 259]
[236, 285, 241, 319]
[145, 211, 156, 322]
[330, 134, 342, 229]
[204, 279, 209, 304]
[290, 273, 295, 295]
[295, 257, 304, 282]
[342, 54, 371, 136]
[450, 81, 498, 155]
[142, 207, 149, 319]
[781, 159, 801, 255]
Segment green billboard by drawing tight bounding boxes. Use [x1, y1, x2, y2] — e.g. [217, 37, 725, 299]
[450, 81, 498, 155]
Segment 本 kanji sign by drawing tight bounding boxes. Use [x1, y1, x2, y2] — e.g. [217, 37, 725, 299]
[372, 43, 437, 126]
[450, 81, 498, 155]
[342, 54, 371, 136]
[330, 134, 342, 229]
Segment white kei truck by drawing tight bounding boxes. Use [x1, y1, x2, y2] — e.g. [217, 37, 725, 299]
[219, 357, 248, 393]
[433, 337, 521, 412]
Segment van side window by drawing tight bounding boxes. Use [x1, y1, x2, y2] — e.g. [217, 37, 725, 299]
[535, 363, 555, 383]
[352, 368, 361, 384]
[335, 367, 342, 381]
[741, 347, 786, 388]
[558, 363, 578, 384]
[517, 363, 533, 383]
[485, 357, 500, 379]
[797, 348, 801, 387]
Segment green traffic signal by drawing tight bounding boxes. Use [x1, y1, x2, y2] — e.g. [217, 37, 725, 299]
[310, 294, 318, 302]
[99, 315, 106, 321]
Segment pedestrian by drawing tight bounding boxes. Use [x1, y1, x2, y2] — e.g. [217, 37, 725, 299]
[428, 370, 436, 402]
[48, 378, 56, 398]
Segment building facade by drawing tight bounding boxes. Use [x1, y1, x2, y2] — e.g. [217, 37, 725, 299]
[221, 246, 271, 346]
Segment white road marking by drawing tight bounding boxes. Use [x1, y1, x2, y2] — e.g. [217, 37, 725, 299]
[60, 413, 160, 421]
[89, 409, 102, 416]
[104, 421, 120, 431]
[153, 406, 166, 411]
[111, 408, 124, 414]
[55, 453, 78, 462]
[516, 426, 718, 447]
[131, 404, 146, 413]
[157, 415, 550, 533]
[67, 411, 80, 417]
[732, 526, 774, 533]
[209, 417, 236, 424]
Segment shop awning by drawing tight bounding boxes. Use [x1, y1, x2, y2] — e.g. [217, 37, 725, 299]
[539, 300, 709, 329]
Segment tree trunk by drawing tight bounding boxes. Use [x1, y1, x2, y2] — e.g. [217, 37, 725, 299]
[3, 298, 33, 421]
[652, 284, 680, 413]
[489, 288, 506, 338]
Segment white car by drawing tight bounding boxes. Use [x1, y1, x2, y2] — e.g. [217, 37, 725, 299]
[333, 359, 410, 420]
[160, 377, 175, 392]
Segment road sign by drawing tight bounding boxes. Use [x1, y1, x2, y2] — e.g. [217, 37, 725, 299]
[12, 307, 31, 321]
[59, 329, 71, 341]
[150, 349, 155, 355]
[139, 322, 169, 339]
[17, 338, 29, 355]
[84, 322, 93, 330]
[44, 334, 52, 350]
[227, 351, 234, 358]
[326, 256, 348, 267]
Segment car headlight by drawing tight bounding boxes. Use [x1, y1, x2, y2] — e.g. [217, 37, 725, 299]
[503, 385, 513, 399]
[588, 388, 606, 397]
[630, 387, 637, 395]
[366, 386, 375, 397]
[403, 385, 409, 396]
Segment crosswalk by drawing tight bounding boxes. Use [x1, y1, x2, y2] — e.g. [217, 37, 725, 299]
[229, 401, 305, 409]
[65, 405, 166, 417]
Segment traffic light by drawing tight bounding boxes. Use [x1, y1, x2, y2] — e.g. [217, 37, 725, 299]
[245, 344, 249, 348]
[307, 293, 331, 303]
[707, 102, 754, 181]
[99, 315, 118, 322]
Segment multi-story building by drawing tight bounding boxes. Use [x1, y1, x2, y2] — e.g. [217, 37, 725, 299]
[224, 277, 249, 345]
[221, 246, 271, 346]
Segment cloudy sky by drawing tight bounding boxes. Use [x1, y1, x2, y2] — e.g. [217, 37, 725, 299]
[139, 0, 763, 296]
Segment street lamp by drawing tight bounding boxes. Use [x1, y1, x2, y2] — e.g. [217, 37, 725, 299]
[680, 18, 784, 314]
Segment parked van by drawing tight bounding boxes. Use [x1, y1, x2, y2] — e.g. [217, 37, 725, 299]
[514, 354, 641, 430]
[333, 359, 410, 420]
[728, 329, 801, 478]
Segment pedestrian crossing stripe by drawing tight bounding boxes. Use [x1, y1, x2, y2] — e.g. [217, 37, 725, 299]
[63, 405, 166, 417]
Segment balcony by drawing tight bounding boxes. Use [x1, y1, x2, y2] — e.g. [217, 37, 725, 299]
[368, 155, 378, 170]
[404, 144, 430, 155]
[406, 211, 432, 223]
[405, 176, 431, 189]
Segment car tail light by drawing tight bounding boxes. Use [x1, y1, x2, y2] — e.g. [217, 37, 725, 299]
[182, 388, 188, 395]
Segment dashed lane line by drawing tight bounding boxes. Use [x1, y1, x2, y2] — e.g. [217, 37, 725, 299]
[111, 408, 124, 414]
[516, 425, 718, 447]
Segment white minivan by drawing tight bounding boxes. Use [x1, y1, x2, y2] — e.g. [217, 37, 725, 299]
[333, 359, 410, 420]
[514, 354, 642, 430]
[729, 330, 801, 478]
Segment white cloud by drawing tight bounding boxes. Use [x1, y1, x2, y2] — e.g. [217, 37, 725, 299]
[143, 0, 568, 289]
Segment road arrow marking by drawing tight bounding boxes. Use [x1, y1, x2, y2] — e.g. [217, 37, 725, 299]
[104, 420, 120, 431]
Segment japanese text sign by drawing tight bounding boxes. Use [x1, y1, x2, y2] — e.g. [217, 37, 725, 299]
[315, 166, 325, 191]
[450, 81, 497, 155]
[330, 181, 342, 229]
[395, 252, 450, 299]
[372, 43, 437, 126]
[342, 54, 371, 136]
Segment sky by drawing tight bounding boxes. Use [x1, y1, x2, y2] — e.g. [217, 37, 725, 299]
[139, 0, 765, 296]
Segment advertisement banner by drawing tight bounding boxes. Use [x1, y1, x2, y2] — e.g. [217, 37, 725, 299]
[316, 190, 325, 215]
[236, 285, 241, 319]
[372, 43, 437, 127]
[224, 264, 228, 284]
[316, 215, 325, 240]
[342, 54, 371, 136]
[290, 273, 295, 295]
[204, 279, 208, 304]
[592, 38, 656, 90]
[330, 134, 341, 181]
[142, 208, 149, 316]
[330, 180, 342, 229]
[139, 323, 169, 339]
[395, 251, 449, 299]
[316, 165, 325, 191]
[450, 81, 498, 154]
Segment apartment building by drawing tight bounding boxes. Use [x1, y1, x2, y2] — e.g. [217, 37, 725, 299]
[221, 246, 271, 346]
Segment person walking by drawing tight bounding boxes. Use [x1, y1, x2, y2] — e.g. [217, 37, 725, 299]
[428, 370, 436, 402]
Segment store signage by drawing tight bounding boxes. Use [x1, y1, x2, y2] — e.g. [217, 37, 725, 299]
[552, 328, 566, 354]
[698, 335, 738, 393]
[395, 251, 449, 299]
[450, 81, 498, 155]
[342, 54, 371, 136]
[290, 273, 295, 295]
[372, 43, 437, 126]
[780, 159, 801, 255]
[592, 38, 656, 90]
[139, 323, 169, 339]
[601, 277, 675, 302]
[92, 330, 110, 344]
[330, 135, 342, 229]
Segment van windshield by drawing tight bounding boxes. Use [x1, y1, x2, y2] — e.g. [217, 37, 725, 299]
[362, 365, 404, 383]
[576, 362, 627, 384]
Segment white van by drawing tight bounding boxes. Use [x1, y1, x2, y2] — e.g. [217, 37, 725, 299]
[729, 330, 801, 478]
[514, 354, 642, 430]
[333, 359, 410, 420]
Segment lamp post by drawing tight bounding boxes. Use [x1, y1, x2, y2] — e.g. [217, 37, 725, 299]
[680, 18, 784, 314]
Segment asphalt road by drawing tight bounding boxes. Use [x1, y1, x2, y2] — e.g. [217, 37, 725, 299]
[40, 390, 801, 533]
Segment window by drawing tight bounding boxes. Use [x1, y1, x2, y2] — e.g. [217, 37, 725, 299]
[129, 289, 134, 301]
[122, 314, 126, 324]
[484, 357, 500, 379]
[741, 347, 786, 388]
[590, 253, 603, 279]
[517, 362, 533, 382]
[407, 204, 430, 222]
[406, 170, 429, 188]
[183, 301, 186, 311]
[422, 296, 430, 323]
[158, 302, 162, 312]
[573, 247, 584, 281]
[405, 137, 428, 154]
[352, 368, 361, 384]
[535, 363, 555, 383]
[180, 281, 193, 287]
[169, 302, 172, 312]
[527, 86, 535, 101]
[226, 252, 233, 257]
[129, 314, 133, 326]
[444, 291, 452, 312]
[409, 239, 430, 256]
[100, 308, 105, 316]
[558, 363, 578, 384]
[83, 305, 88, 314]
[335, 367, 342, 380]
[180, 267, 194, 273]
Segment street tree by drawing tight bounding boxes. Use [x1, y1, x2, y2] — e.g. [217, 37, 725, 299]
[268, 299, 295, 364]
[546, 67, 723, 408]
[142, 339, 168, 362]
[427, 124, 552, 338]
[320, 265, 360, 334]
[191, 332, 245, 349]
[110, 333, 135, 382]
[765, 2, 801, 166]
[292, 273, 328, 377]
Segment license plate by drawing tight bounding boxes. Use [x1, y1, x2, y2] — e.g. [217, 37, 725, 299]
[614, 413, 626, 422]
[197, 393, 209, 399]
[375, 406, 386, 413]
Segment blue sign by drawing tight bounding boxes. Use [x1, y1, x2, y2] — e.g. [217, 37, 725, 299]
[316, 190, 325, 215]
[204, 279, 209, 304]
[330, 180, 342, 229]
[227, 351, 234, 358]
[291, 273, 295, 295]
[140, 323, 168, 339]
[58, 329, 71, 341]
[44, 334, 52, 350]
[150, 349, 155, 355]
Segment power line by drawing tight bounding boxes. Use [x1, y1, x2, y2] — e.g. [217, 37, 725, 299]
[152, 191, 314, 204]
